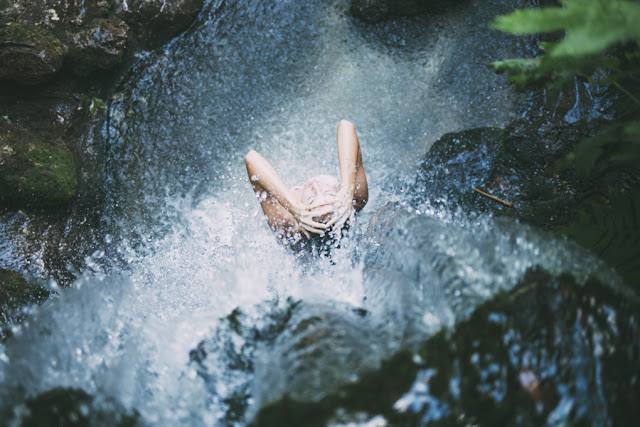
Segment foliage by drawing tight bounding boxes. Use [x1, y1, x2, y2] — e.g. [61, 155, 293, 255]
[74, 93, 108, 117]
[490, 0, 640, 177]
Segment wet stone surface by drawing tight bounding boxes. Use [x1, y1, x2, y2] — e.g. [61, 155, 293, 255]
[17, 387, 140, 427]
[0, 267, 50, 336]
[252, 267, 640, 427]
[410, 116, 640, 288]
[350, 0, 459, 23]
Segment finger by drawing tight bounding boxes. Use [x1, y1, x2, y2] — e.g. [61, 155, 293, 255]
[330, 208, 351, 229]
[302, 224, 325, 235]
[324, 211, 343, 228]
[308, 200, 332, 209]
[338, 208, 353, 228]
[310, 205, 334, 217]
[300, 217, 328, 229]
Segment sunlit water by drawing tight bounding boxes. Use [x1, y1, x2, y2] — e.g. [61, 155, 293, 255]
[0, 0, 622, 425]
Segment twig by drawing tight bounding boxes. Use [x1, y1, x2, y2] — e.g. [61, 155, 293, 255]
[472, 187, 514, 207]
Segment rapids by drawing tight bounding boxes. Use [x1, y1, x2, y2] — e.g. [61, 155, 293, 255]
[0, 0, 622, 425]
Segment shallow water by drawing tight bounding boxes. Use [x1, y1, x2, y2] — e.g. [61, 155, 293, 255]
[0, 0, 623, 425]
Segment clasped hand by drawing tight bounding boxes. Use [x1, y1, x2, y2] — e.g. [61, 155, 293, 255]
[290, 189, 355, 238]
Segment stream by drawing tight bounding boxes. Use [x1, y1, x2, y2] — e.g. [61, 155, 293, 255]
[0, 0, 629, 425]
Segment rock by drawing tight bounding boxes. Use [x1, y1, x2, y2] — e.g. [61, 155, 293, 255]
[350, 0, 391, 23]
[252, 268, 640, 426]
[0, 267, 50, 339]
[0, 23, 65, 84]
[411, 118, 609, 224]
[251, 301, 388, 414]
[0, 123, 78, 207]
[411, 127, 505, 213]
[350, 0, 448, 23]
[121, 0, 204, 47]
[67, 18, 129, 76]
[410, 117, 640, 287]
[16, 387, 140, 427]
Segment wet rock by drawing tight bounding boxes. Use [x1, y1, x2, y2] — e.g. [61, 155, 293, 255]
[252, 268, 640, 426]
[0, 23, 65, 84]
[121, 0, 204, 47]
[0, 123, 77, 207]
[67, 18, 129, 76]
[251, 301, 387, 414]
[350, 0, 451, 23]
[411, 127, 505, 212]
[16, 387, 140, 427]
[410, 117, 640, 287]
[411, 118, 607, 220]
[0, 267, 50, 323]
[189, 300, 391, 425]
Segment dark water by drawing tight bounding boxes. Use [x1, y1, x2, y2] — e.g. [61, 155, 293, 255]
[0, 0, 626, 425]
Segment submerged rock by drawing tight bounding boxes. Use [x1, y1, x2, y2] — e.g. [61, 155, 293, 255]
[252, 267, 640, 426]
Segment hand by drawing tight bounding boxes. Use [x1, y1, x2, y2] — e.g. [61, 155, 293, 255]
[289, 201, 332, 236]
[311, 187, 356, 231]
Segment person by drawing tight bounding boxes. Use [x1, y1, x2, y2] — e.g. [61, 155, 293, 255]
[245, 120, 368, 244]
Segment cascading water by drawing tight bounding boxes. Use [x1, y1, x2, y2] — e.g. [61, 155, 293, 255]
[0, 0, 624, 425]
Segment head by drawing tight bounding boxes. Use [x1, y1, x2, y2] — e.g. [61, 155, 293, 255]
[300, 174, 340, 208]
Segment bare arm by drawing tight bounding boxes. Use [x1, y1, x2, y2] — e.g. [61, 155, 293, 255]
[337, 120, 368, 212]
[317, 120, 368, 229]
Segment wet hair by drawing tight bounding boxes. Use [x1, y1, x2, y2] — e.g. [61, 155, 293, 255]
[299, 174, 340, 207]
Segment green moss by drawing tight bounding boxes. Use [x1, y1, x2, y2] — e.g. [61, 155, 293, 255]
[0, 23, 62, 52]
[0, 129, 78, 207]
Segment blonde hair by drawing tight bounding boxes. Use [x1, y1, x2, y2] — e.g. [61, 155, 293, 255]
[299, 174, 340, 207]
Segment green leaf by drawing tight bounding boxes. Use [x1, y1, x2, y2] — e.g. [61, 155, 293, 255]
[569, 121, 640, 177]
[492, 0, 640, 59]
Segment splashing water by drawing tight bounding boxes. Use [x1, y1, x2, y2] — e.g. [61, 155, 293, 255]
[0, 0, 621, 425]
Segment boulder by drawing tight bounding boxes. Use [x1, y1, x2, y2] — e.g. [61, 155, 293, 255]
[0, 267, 50, 339]
[121, 0, 204, 47]
[350, 0, 449, 23]
[0, 23, 65, 84]
[410, 117, 640, 287]
[252, 268, 640, 426]
[66, 18, 129, 76]
[15, 387, 140, 426]
[0, 124, 78, 207]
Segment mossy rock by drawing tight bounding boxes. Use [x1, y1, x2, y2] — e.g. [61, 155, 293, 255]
[0, 267, 50, 321]
[0, 23, 65, 84]
[0, 125, 78, 207]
